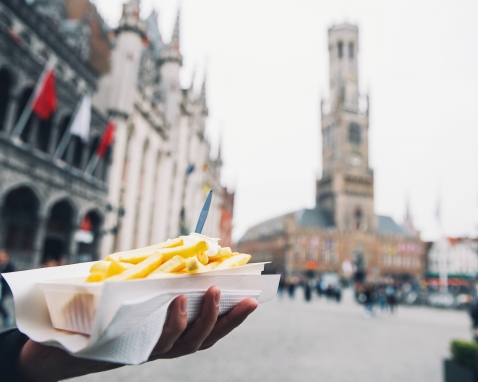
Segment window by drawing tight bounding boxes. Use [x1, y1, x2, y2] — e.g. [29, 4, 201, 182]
[338, 41, 343, 58]
[348, 42, 354, 59]
[348, 123, 361, 144]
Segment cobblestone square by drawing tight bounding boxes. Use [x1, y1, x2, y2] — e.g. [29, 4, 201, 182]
[67, 290, 470, 382]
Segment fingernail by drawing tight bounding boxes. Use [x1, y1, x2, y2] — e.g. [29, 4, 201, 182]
[215, 290, 221, 306]
[180, 297, 187, 314]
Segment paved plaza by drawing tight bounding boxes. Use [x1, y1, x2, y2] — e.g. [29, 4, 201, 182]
[65, 289, 470, 382]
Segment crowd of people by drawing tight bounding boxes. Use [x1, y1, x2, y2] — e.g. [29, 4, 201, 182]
[355, 282, 398, 317]
[277, 274, 343, 303]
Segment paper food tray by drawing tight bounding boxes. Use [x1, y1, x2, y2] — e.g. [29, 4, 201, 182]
[4, 262, 280, 364]
[38, 262, 267, 335]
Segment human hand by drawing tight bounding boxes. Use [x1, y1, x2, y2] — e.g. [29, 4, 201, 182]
[150, 286, 258, 359]
[16, 287, 258, 381]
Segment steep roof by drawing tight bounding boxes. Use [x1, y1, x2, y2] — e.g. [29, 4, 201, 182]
[295, 207, 333, 229]
[377, 215, 410, 237]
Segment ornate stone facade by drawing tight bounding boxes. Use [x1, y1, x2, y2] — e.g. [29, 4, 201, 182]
[0, 0, 111, 270]
[238, 24, 424, 281]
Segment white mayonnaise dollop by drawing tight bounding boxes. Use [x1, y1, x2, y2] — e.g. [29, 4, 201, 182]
[179, 233, 220, 257]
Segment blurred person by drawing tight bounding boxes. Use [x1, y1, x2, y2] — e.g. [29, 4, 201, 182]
[304, 281, 312, 302]
[0, 249, 15, 327]
[386, 284, 397, 314]
[1, 286, 258, 381]
[378, 285, 387, 312]
[41, 258, 60, 268]
[468, 296, 478, 341]
[286, 276, 297, 299]
[363, 284, 375, 317]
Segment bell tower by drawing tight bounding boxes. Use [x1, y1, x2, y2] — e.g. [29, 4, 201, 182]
[316, 24, 376, 232]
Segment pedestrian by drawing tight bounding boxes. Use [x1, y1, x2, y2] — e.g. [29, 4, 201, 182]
[468, 296, 478, 341]
[363, 283, 374, 317]
[386, 283, 397, 314]
[286, 276, 297, 299]
[378, 285, 387, 312]
[304, 281, 312, 302]
[0, 248, 15, 327]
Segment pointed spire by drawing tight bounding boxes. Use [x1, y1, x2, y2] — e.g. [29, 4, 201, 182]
[171, 8, 180, 51]
[158, 8, 182, 65]
[190, 67, 197, 90]
[198, 71, 208, 116]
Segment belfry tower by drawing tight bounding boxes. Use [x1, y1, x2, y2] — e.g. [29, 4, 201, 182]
[316, 24, 376, 232]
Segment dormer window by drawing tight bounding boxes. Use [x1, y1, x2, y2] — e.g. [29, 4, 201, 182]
[338, 41, 343, 58]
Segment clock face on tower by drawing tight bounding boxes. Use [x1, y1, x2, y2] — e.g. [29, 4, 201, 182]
[350, 155, 362, 167]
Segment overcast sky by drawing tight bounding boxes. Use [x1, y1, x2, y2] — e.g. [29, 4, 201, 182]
[93, 0, 478, 242]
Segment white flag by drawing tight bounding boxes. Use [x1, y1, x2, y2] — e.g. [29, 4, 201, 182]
[70, 93, 91, 142]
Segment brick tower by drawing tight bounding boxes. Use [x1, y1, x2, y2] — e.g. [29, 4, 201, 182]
[316, 24, 376, 233]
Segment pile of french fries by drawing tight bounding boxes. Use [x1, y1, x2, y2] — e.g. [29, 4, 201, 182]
[86, 234, 251, 282]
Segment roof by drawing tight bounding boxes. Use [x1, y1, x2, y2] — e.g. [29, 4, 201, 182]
[238, 213, 291, 243]
[377, 215, 410, 237]
[295, 207, 333, 229]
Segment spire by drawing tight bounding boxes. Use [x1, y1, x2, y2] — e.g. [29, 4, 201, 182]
[171, 8, 180, 51]
[190, 67, 197, 90]
[158, 8, 182, 65]
[199, 73, 208, 115]
[118, 0, 146, 38]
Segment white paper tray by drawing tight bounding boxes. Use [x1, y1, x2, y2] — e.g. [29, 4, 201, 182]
[4, 262, 280, 364]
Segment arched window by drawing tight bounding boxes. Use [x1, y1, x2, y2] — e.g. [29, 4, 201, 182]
[16, 87, 35, 143]
[0, 68, 12, 132]
[348, 122, 361, 144]
[1, 186, 40, 262]
[42, 200, 75, 265]
[348, 42, 354, 59]
[338, 41, 343, 58]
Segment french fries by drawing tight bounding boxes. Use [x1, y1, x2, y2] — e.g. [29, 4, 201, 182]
[85, 235, 252, 282]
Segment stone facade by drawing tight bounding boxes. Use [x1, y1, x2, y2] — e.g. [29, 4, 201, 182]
[0, 0, 110, 269]
[0, 0, 227, 268]
[96, 2, 224, 255]
[238, 24, 424, 281]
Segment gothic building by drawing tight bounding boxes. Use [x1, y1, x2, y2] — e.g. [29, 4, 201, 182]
[238, 25, 424, 280]
[0, 0, 111, 270]
[0, 0, 227, 269]
[95, 2, 224, 255]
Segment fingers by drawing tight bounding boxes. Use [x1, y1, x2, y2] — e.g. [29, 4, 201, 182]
[151, 295, 188, 357]
[199, 297, 258, 350]
[167, 286, 220, 356]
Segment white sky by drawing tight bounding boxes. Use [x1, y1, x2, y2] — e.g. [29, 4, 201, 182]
[93, 0, 478, 242]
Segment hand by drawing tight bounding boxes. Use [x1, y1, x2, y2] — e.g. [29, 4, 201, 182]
[150, 286, 259, 359]
[15, 287, 258, 382]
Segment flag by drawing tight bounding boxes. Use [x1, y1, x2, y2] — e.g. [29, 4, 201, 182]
[186, 163, 195, 176]
[70, 93, 91, 142]
[31, 68, 56, 120]
[97, 120, 115, 157]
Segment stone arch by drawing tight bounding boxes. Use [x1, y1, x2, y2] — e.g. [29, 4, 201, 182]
[0, 180, 45, 215]
[42, 197, 77, 265]
[0, 185, 41, 269]
[77, 208, 104, 262]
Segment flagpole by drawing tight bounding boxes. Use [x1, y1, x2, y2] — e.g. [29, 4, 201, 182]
[53, 92, 86, 159]
[85, 153, 100, 175]
[10, 58, 55, 140]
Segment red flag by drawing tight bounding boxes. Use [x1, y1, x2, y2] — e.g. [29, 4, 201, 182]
[31, 69, 57, 120]
[97, 120, 115, 157]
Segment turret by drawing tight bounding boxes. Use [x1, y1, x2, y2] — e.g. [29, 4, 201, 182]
[159, 9, 182, 127]
[108, 0, 146, 116]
